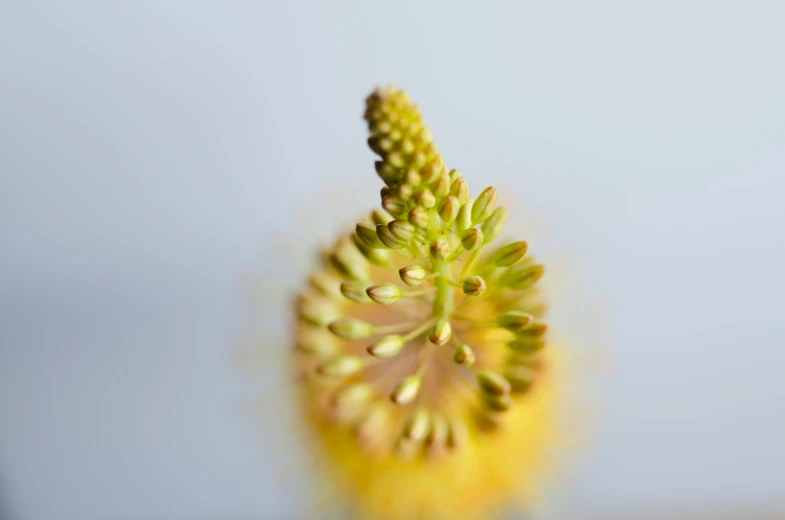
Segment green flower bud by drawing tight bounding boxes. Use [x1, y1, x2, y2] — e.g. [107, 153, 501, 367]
[438, 196, 460, 224]
[372, 209, 394, 226]
[493, 241, 529, 267]
[448, 168, 462, 183]
[374, 160, 399, 184]
[352, 234, 391, 265]
[296, 327, 340, 356]
[432, 172, 450, 198]
[497, 311, 533, 332]
[328, 318, 374, 339]
[397, 183, 414, 201]
[376, 224, 407, 249]
[504, 365, 536, 393]
[367, 334, 405, 358]
[356, 222, 383, 248]
[429, 319, 452, 346]
[298, 294, 339, 326]
[329, 238, 368, 280]
[408, 207, 430, 229]
[366, 283, 404, 304]
[462, 275, 486, 296]
[471, 187, 497, 224]
[508, 336, 546, 354]
[430, 237, 451, 260]
[317, 355, 365, 377]
[480, 207, 507, 243]
[420, 161, 443, 184]
[399, 264, 427, 286]
[453, 344, 476, 366]
[503, 264, 545, 290]
[482, 392, 512, 412]
[382, 195, 407, 216]
[340, 280, 372, 303]
[460, 228, 484, 251]
[477, 371, 511, 396]
[415, 188, 436, 209]
[390, 375, 422, 405]
[449, 177, 469, 205]
[389, 219, 416, 241]
[403, 169, 421, 186]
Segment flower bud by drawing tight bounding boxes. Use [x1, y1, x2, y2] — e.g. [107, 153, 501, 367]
[503, 264, 545, 290]
[366, 283, 404, 304]
[403, 169, 421, 186]
[493, 241, 528, 267]
[382, 195, 407, 216]
[462, 275, 486, 296]
[356, 222, 383, 248]
[505, 366, 535, 394]
[438, 196, 460, 224]
[372, 208, 394, 226]
[328, 318, 374, 339]
[453, 344, 476, 366]
[449, 177, 469, 205]
[389, 220, 416, 241]
[507, 336, 546, 354]
[460, 228, 484, 251]
[477, 371, 511, 396]
[376, 224, 407, 249]
[390, 375, 422, 405]
[340, 280, 372, 303]
[374, 160, 399, 184]
[430, 237, 451, 260]
[471, 187, 497, 224]
[432, 172, 450, 198]
[367, 335, 405, 358]
[496, 311, 533, 332]
[421, 161, 443, 184]
[429, 319, 452, 346]
[480, 207, 507, 243]
[482, 393, 512, 412]
[415, 188, 436, 209]
[405, 407, 431, 441]
[317, 355, 365, 377]
[298, 294, 339, 326]
[399, 264, 427, 286]
[408, 207, 430, 229]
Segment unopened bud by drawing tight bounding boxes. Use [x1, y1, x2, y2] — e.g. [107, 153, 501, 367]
[430, 237, 451, 260]
[503, 264, 545, 290]
[405, 407, 431, 441]
[505, 365, 536, 393]
[497, 311, 533, 332]
[340, 280, 372, 303]
[438, 196, 460, 224]
[493, 241, 528, 267]
[376, 224, 407, 249]
[483, 392, 512, 412]
[374, 161, 399, 184]
[408, 207, 430, 229]
[372, 209, 394, 226]
[477, 371, 512, 396]
[481, 207, 508, 243]
[317, 355, 365, 377]
[366, 283, 404, 304]
[508, 336, 546, 354]
[403, 169, 421, 186]
[471, 187, 497, 224]
[356, 222, 383, 248]
[432, 172, 450, 198]
[415, 188, 436, 209]
[462, 275, 486, 296]
[460, 228, 484, 251]
[390, 375, 422, 405]
[328, 318, 374, 339]
[298, 294, 339, 326]
[421, 161, 443, 184]
[367, 334, 405, 358]
[389, 220, 416, 241]
[399, 264, 427, 286]
[449, 177, 469, 205]
[429, 319, 452, 346]
[453, 344, 476, 366]
[382, 195, 407, 216]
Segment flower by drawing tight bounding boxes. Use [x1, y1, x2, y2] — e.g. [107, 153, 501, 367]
[293, 86, 564, 520]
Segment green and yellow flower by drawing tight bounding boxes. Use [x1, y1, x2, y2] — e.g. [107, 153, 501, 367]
[293, 86, 565, 520]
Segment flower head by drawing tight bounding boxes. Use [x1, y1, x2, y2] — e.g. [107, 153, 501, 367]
[294, 86, 563, 520]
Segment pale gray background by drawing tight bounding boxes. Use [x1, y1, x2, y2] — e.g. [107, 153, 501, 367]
[2, 1, 784, 519]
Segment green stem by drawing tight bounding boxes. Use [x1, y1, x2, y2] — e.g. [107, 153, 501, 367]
[433, 260, 454, 319]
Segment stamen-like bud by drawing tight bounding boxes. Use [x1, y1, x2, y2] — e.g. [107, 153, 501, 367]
[340, 280, 372, 303]
[367, 334, 405, 358]
[460, 228, 484, 251]
[366, 283, 404, 305]
[429, 319, 452, 346]
[477, 371, 512, 395]
[493, 241, 529, 267]
[317, 355, 365, 377]
[471, 186, 497, 224]
[453, 344, 476, 366]
[328, 318, 375, 339]
[480, 207, 507, 243]
[497, 311, 534, 332]
[390, 375, 422, 405]
[462, 275, 486, 296]
[399, 264, 427, 286]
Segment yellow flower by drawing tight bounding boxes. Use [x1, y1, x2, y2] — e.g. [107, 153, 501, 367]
[293, 86, 565, 520]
